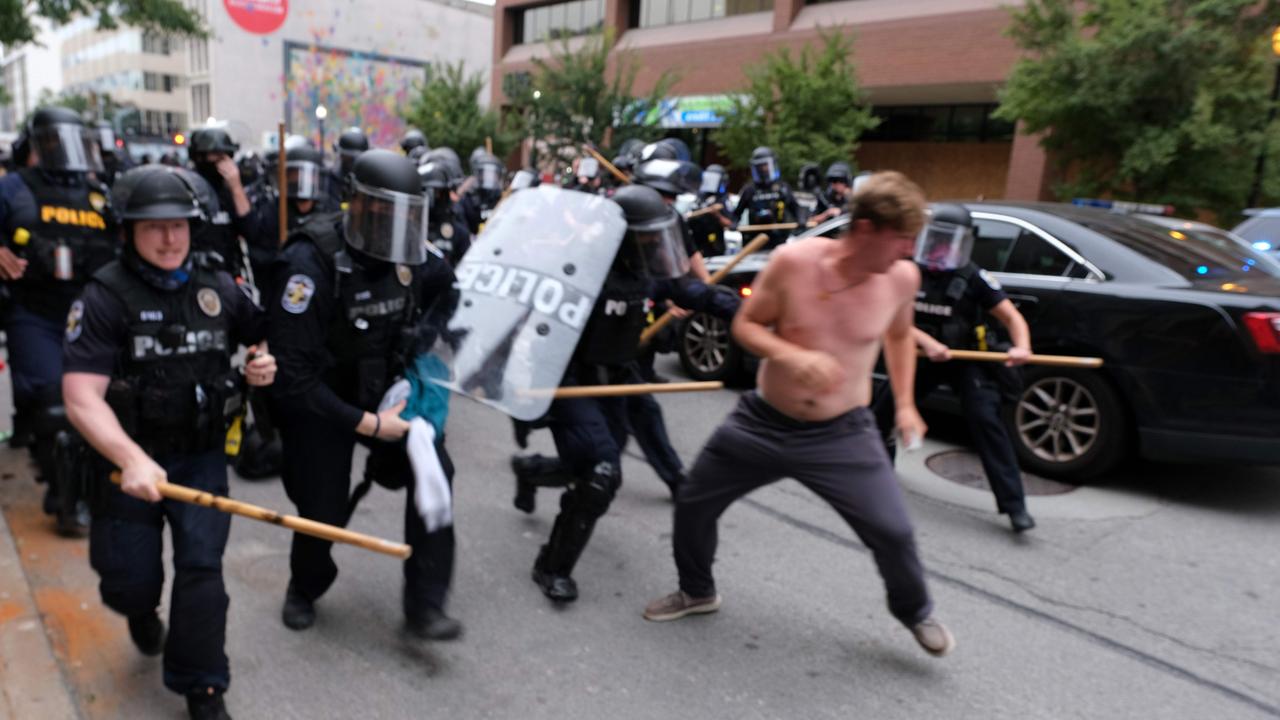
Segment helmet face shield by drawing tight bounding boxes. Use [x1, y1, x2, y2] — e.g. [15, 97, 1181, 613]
[33, 124, 104, 173]
[622, 211, 690, 279]
[700, 169, 726, 195]
[577, 157, 600, 180]
[287, 162, 324, 200]
[914, 222, 974, 272]
[344, 180, 429, 265]
[750, 156, 779, 184]
[479, 163, 503, 191]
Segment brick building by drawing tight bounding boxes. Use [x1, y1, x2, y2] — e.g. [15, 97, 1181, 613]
[490, 0, 1051, 201]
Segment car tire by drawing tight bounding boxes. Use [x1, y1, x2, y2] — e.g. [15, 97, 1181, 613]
[678, 311, 742, 383]
[1006, 368, 1127, 481]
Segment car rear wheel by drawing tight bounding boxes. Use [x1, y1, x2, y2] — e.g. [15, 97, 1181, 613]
[678, 311, 742, 383]
[1009, 369, 1126, 481]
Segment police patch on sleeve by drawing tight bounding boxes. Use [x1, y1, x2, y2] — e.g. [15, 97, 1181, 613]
[281, 274, 316, 314]
[978, 269, 1003, 291]
[65, 300, 85, 343]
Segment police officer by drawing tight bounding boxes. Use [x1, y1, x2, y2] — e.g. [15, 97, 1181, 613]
[269, 149, 462, 639]
[872, 204, 1036, 532]
[530, 184, 738, 603]
[328, 127, 369, 208]
[418, 158, 472, 267]
[0, 106, 118, 534]
[732, 146, 800, 248]
[685, 163, 735, 260]
[62, 164, 275, 720]
[461, 152, 504, 234]
[248, 145, 338, 280]
[188, 127, 264, 282]
[810, 161, 855, 225]
[94, 120, 132, 187]
[567, 156, 604, 194]
[400, 128, 428, 156]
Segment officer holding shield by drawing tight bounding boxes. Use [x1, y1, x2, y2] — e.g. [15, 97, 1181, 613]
[872, 204, 1036, 532]
[269, 149, 462, 640]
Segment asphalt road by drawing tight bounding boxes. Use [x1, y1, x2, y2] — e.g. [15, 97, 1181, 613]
[4, 355, 1279, 719]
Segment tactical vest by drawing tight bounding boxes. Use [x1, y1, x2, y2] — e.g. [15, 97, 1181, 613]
[93, 261, 239, 456]
[914, 264, 985, 350]
[429, 214, 471, 268]
[11, 169, 117, 319]
[687, 196, 727, 257]
[290, 214, 419, 410]
[575, 272, 650, 367]
[747, 183, 792, 225]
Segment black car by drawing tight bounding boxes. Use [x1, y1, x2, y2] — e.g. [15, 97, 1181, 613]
[677, 203, 1280, 479]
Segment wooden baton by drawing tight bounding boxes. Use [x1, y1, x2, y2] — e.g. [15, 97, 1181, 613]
[583, 144, 631, 185]
[519, 381, 724, 400]
[684, 203, 724, 220]
[928, 349, 1104, 368]
[638, 233, 772, 346]
[276, 121, 288, 247]
[110, 472, 412, 559]
[735, 222, 799, 233]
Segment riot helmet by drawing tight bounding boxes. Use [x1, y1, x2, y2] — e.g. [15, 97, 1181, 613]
[27, 106, 103, 173]
[112, 165, 203, 222]
[914, 203, 975, 272]
[425, 147, 465, 188]
[639, 141, 679, 163]
[344, 149, 429, 265]
[401, 129, 428, 154]
[335, 127, 369, 174]
[634, 159, 702, 198]
[610, 184, 691, 279]
[700, 164, 728, 196]
[474, 153, 505, 192]
[797, 163, 821, 193]
[285, 146, 326, 201]
[660, 137, 692, 162]
[749, 146, 780, 185]
[189, 126, 239, 157]
[468, 147, 487, 173]
[826, 161, 853, 186]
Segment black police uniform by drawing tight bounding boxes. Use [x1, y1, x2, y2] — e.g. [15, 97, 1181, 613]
[190, 164, 270, 282]
[733, 180, 800, 248]
[269, 215, 458, 620]
[685, 194, 734, 259]
[429, 201, 472, 268]
[64, 254, 266, 697]
[873, 262, 1029, 516]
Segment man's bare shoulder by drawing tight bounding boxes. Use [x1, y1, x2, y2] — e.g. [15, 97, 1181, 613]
[887, 258, 922, 294]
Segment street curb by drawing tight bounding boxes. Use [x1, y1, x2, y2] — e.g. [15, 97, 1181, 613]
[0, 483, 81, 720]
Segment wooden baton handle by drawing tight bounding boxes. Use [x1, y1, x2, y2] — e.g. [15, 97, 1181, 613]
[736, 222, 799, 233]
[110, 472, 412, 559]
[520, 381, 724, 400]
[684, 203, 724, 220]
[276, 121, 288, 247]
[933, 349, 1104, 368]
[639, 233, 771, 346]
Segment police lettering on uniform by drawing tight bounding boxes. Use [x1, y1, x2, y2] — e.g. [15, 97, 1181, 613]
[732, 146, 801, 248]
[269, 149, 463, 641]
[528, 184, 739, 604]
[0, 105, 119, 534]
[62, 165, 276, 720]
[872, 204, 1038, 532]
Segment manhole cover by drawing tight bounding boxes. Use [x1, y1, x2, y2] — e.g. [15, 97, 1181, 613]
[925, 450, 1078, 496]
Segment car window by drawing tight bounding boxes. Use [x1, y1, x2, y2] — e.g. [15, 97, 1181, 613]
[1003, 232, 1073, 276]
[1080, 218, 1280, 280]
[971, 219, 1021, 271]
[1233, 216, 1280, 251]
[818, 218, 848, 239]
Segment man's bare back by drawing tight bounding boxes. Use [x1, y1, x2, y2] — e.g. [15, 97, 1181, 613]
[737, 236, 921, 422]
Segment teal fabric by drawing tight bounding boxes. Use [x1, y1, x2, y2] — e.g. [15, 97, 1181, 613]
[400, 354, 451, 434]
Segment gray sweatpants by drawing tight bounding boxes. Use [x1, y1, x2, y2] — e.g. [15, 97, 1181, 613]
[673, 392, 933, 626]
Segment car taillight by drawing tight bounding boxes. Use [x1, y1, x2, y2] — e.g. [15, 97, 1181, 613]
[1244, 312, 1280, 353]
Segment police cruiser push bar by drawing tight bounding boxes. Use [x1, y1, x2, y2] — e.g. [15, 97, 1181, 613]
[110, 471, 412, 559]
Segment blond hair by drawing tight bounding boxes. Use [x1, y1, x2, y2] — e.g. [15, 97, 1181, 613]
[848, 171, 927, 235]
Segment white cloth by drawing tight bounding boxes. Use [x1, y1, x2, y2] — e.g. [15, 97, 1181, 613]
[406, 418, 453, 532]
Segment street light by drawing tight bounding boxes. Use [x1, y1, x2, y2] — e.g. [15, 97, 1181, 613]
[1248, 26, 1280, 209]
[315, 105, 328, 155]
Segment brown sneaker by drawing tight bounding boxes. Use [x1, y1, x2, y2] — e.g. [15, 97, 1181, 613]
[910, 617, 955, 657]
[643, 591, 722, 622]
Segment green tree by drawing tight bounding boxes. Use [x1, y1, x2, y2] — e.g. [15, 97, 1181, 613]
[716, 30, 878, 185]
[1, 0, 205, 46]
[995, 0, 1280, 217]
[404, 60, 518, 160]
[507, 28, 678, 166]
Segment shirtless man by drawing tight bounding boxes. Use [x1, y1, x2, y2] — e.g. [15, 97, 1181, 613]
[641, 171, 954, 657]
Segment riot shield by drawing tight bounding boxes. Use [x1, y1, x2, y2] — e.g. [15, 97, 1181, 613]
[421, 186, 626, 421]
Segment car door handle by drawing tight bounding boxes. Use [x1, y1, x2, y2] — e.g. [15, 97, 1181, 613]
[1007, 294, 1039, 307]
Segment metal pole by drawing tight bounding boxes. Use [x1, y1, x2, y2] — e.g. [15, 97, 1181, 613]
[1248, 62, 1280, 210]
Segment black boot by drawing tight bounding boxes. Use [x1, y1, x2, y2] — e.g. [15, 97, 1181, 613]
[510, 454, 572, 514]
[406, 607, 463, 641]
[127, 611, 165, 656]
[281, 582, 316, 630]
[186, 688, 231, 720]
[1009, 509, 1036, 533]
[532, 546, 579, 603]
[531, 507, 599, 603]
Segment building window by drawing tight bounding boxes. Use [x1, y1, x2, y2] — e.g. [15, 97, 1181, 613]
[143, 72, 181, 93]
[862, 104, 1015, 143]
[191, 83, 211, 125]
[141, 31, 176, 55]
[632, 0, 773, 28]
[515, 0, 606, 45]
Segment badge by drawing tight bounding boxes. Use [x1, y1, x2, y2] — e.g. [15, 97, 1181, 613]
[441, 223, 454, 240]
[281, 274, 316, 314]
[65, 300, 85, 343]
[396, 264, 413, 287]
[978, 269, 1003, 291]
[88, 192, 107, 213]
[197, 287, 223, 317]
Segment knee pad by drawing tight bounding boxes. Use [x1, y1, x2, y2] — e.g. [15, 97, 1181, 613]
[565, 462, 621, 518]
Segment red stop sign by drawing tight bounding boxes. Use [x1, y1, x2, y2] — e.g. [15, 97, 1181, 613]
[224, 0, 288, 35]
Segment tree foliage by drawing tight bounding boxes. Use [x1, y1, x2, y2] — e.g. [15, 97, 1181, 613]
[506, 28, 679, 164]
[404, 61, 518, 160]
[1, 0, 206, 46]
[995, 0, 1280, 216]
[716, 30, 878, 185]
